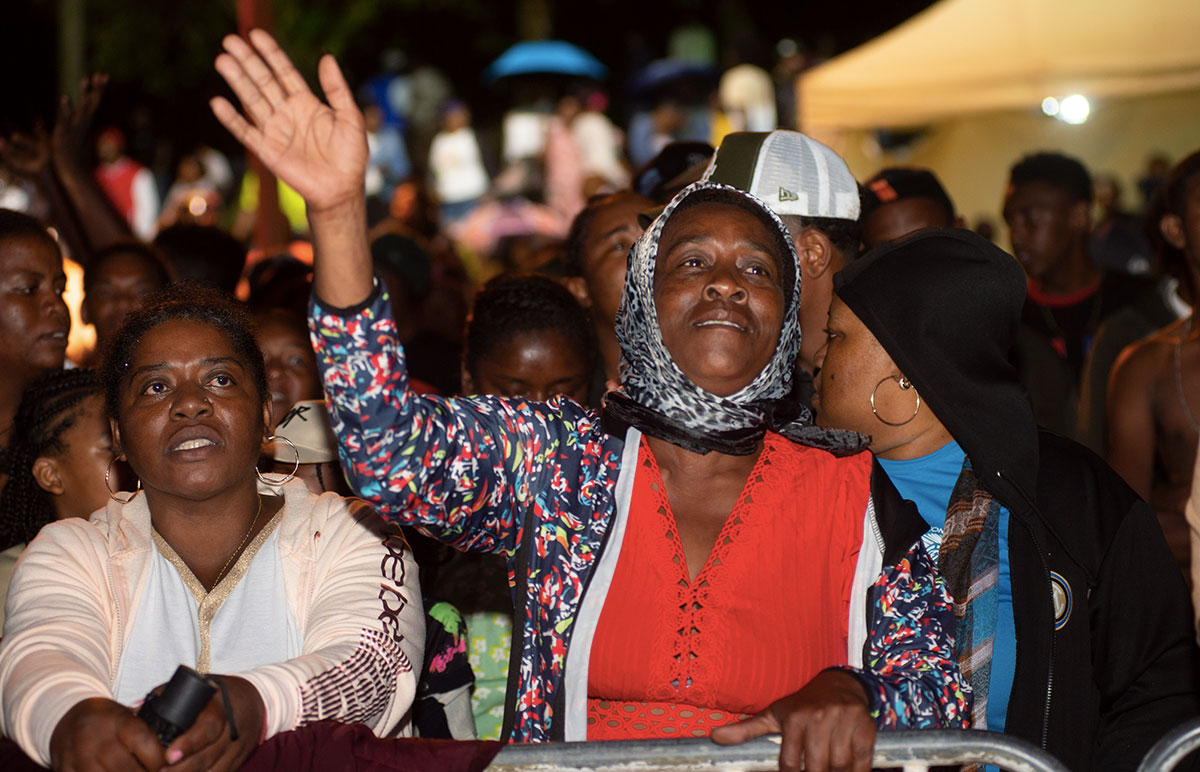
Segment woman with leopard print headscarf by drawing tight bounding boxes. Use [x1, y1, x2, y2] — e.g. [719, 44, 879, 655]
[212, 31, 969, 772]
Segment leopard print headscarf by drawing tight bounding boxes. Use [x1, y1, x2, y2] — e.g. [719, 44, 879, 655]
[606, 181, 866, 456]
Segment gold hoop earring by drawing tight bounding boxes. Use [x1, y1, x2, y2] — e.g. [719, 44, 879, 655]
[105, 457, 141, 503]
[870, 375, 921, 427]
[258, 435, 300, 486]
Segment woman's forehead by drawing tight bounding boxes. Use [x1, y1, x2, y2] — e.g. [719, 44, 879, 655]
[0, 233, 63, 274]
[828, 296, 863, 326]
[129, 319, 242, 363]
[666, 199, 764, 228]
[654, 200, 791, 289]
[92, 250, 163, 282]
[659, 202, 776, 248]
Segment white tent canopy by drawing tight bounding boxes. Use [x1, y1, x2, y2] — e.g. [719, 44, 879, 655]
[800, 0, 1200, 131]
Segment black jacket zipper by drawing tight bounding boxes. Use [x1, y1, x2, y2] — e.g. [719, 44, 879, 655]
[997, 469, 1057, 748]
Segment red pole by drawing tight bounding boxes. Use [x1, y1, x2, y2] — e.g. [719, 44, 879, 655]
[237, 0, 290, 257]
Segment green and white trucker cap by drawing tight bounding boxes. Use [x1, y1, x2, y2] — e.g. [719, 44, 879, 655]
[703, 130, 860, 221]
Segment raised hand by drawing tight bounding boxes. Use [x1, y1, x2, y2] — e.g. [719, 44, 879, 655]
[210, 29, 367, 214]
[52, 74, 109, 174]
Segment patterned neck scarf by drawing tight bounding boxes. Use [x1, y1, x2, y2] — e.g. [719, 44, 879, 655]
[605, 181, 865, 457]
[939, 455, 1002, 751]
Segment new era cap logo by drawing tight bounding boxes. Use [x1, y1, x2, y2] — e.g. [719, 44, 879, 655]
[778, 187, 799, 202]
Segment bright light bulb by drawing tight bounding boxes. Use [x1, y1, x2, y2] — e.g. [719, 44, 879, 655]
[188, 195, 208, 216]
[1058, 94, 1090, 124]
[1042, 97, 1060, 116]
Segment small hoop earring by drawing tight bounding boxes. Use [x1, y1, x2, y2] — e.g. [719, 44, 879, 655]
[870, 375, 921, 427]
[105, 457, 141, 503]
[258, 435, 300, 486]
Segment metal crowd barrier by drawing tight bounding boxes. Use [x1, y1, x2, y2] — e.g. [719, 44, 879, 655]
[1137, 718, 1200, 772]
[489, 730, 1070, 772]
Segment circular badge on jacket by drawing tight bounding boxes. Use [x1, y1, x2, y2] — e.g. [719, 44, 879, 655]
[1050, 571, 1072, 630]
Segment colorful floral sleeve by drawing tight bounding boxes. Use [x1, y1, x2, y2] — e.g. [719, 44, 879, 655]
[309, 283, 579, 554]
[841, 540, 972, 729]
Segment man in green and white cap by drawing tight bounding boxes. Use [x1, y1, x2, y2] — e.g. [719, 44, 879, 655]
[703, 131, 862, 382]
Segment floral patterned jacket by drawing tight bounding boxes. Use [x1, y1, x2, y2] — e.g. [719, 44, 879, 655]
[309, 283, 970, 743]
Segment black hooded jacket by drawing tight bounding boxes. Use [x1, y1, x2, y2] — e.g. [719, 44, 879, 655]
[835, 228, 1200, 771]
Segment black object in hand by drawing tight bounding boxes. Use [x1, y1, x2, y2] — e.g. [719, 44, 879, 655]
[137, 665, 216, 747]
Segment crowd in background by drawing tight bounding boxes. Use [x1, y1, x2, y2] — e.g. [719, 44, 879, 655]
[0, 22, 1197, 772]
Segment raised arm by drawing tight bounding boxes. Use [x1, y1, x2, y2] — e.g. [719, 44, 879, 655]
[0, 76, 138, 267]
[209, 29, 373, 307]
[50, 75, 137, 257]
[0, 124, 93, 264]
[210, 33, 610, 555]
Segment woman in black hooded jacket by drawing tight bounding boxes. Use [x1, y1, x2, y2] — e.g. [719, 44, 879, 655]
[813, 227, 1200, 771]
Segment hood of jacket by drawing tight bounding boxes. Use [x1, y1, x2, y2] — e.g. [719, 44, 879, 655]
[833, 227, 1039, 509]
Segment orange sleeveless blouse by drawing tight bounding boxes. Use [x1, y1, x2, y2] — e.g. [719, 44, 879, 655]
[586, 433, 872, 739]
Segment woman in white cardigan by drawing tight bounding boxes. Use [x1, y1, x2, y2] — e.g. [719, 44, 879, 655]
[0, 285, 424, 772]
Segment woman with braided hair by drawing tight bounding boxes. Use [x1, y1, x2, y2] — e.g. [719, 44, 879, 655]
[0, 368, 111, 629]
[0, 285, 425, 772]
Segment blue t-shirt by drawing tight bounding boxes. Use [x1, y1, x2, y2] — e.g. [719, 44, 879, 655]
[879, 441, 1016, 744]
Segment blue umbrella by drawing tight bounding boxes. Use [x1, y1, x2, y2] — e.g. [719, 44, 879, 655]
[485, 40, 608, 82]
[629, 59, 719, 98]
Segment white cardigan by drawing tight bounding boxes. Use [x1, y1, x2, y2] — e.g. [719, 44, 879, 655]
[0, 479, 425, 765]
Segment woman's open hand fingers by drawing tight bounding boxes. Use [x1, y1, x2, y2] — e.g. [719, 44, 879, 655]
[224, 32, 290, 113]
[248, 28, 311, 100]
[210, 30, 366, 210]
[316, 53, 358, 119]
[208, 94, 261, 151]
[215, 36, 278, 129]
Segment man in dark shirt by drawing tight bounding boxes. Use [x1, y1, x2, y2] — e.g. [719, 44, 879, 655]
[1003, 152, 1172, 441]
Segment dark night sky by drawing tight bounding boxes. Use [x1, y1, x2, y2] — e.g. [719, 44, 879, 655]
[4, 1, 936, 162]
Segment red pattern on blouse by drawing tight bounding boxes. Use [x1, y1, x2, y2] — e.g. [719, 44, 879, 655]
[586, 433, 872, 739]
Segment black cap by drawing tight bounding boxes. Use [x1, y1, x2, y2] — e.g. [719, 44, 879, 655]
[861, 167, 956, 222]
[633, 141, 714, 204]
